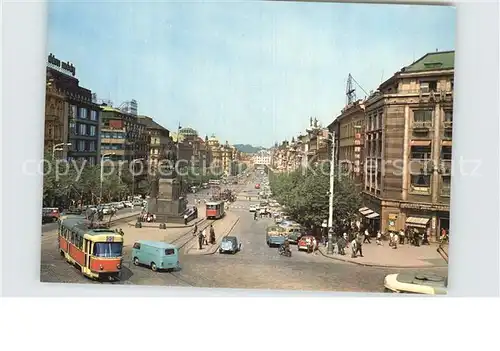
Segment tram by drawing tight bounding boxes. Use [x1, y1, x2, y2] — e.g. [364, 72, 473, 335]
[205, 201, 225, 220]
[58, 215, 124, 280]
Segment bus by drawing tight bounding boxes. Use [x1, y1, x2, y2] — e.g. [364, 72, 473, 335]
[58, 215, 124, 280]
[206, 201, 225, 219]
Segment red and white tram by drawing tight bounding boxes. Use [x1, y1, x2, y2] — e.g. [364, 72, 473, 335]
[206, 201, 225, 220]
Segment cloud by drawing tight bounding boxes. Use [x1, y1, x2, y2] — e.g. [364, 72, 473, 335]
[47, 1, 455, 147]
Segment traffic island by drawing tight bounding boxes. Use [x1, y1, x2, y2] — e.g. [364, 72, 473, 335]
[184, 213, 240, 255]
[317, 243, 448, 269]
[126, 217, 205, 229]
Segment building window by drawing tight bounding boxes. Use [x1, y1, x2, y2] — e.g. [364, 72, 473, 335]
[411, 173, 431, 187]
[90, 110, 98, 121]
[71, 140, 77, 151]
[89, 125, 96, 136]
[79, 123, 86, 135]
[89, 141, 96, 152]
[88, 157, 95, 166]
[411, 145, 432, 160]
[441, 175, 451, 196]
[78, 140, 85, 152]
[413, 110, 433, 123]
[70, 105, 77, 119]
[79, 107, 87, 119]
[444, 110, 453, 122]
[441, 146, 452, 160]
[420, 80, 437, 93]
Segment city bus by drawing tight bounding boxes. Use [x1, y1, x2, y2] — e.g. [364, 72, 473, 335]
[206, 201, 225, 220]
[58, 215, 124, 280]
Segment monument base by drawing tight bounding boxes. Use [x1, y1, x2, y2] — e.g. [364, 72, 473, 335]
[147, 198, 187, 224]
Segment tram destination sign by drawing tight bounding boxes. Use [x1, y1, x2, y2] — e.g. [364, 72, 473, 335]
[47, 53, 76, 76]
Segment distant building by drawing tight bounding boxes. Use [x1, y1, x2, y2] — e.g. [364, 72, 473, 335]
[137, 115, 171, 172]
[253, 150, 271, 165]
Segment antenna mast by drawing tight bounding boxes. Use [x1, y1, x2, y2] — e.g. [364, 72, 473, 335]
[346, 73, 356, 105]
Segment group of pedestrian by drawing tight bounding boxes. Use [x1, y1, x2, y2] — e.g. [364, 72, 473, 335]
[197, 224, 216, 250]
[139, 211, 156, 223]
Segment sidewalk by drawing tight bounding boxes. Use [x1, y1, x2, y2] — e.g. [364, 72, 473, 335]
[318, 241, 447, 268]
[185, 212, 240, 255]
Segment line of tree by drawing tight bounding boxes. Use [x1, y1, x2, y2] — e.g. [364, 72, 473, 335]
[268, 163, 362, 232]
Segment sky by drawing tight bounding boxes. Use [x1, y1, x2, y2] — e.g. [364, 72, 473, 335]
[47, 0, 456, 147]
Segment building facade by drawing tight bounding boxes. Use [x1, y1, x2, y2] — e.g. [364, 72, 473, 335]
[44, 73, 69, 159]
[253, 150, 272, 165]
[333, 100, 366, 188]
[360, 51, 454, 240]
[100, 105, 148, 162]
[47, 59, 101, 165]
[137, 115, 171, 172]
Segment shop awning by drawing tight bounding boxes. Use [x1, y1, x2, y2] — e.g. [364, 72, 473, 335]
[359, 208, 373, 216]
[366, 212, 380, 219]
[406, 217, 430, 228]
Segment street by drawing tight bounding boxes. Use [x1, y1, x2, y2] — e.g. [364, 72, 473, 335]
[40, 177, 446, 292]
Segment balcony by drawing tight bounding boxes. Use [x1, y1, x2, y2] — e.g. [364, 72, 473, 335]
[409, 184, 432, 195]
[412, 121, 433, 130]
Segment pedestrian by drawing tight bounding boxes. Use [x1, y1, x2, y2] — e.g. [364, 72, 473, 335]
[363, 228, 371, 244]
[343, 232, 349, 248]
[399, 229, 405, 245]
[203, 228, 208, 245]
[209, 225, 216, 245]
[422, 229, 430, 245]
[355, 231, 364, 257]
[350, 239, 358, 258]
[413, 229, 420, 247]
[197, 231, 204, 250]
[391, 232, 398, 249]
[184, 214, 188, 225]
[337, 236, 346, 255]
[193, 224, 198, 236]
[312, 237, 318, 255]
[376, 230, 383, 246]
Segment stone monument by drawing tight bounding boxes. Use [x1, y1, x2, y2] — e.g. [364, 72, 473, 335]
[147, 149, 187, 224]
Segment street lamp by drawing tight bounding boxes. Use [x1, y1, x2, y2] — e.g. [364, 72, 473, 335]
[100, 153, 116, 204]
[320, 130, 336, 254]
[131, 158, 145, 199]
[52, 143, 71, 159]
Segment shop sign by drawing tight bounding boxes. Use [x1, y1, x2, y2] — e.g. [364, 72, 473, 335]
[400, 202, 449, 212]
[47, 53, 76, 76]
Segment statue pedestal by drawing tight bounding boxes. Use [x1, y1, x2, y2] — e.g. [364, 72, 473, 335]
[148, 178, 187, 224]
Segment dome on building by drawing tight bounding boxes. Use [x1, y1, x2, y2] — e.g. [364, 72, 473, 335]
[179, 127, 198, 137]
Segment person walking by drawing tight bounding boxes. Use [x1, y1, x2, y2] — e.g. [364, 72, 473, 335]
[355, 232, 364, 257]
[203, 228, 208, 245]
[399, 229, 405, 245]
[337, 236, 346, 255]
[209, 225, 216, 245]
[363, 228, 371, 244]
[343, 232, 349, 248]
[376, 230, 383, 246]
[197, 230, 204, 250]
[193, 224, 198, 237]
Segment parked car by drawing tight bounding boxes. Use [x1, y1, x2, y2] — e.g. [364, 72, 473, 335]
[42, 207, 60, 222]
[132, 199, 143, 206]
[297, 235, 318, 252]
[123, 201, 133, 208]
[249, 205, 257, 212]
[219, 236, 241, 254]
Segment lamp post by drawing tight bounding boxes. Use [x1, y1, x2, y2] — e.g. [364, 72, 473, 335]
[320, 131, 336, 254]
[100, 153, 116, 204]
[52, 143, 71, 159]
[131, 158, 145, 199]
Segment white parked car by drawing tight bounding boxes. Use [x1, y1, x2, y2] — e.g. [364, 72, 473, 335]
[123, 201, 133, 208]
[113, 202, 125, 210]
[249, 205, 257, 212]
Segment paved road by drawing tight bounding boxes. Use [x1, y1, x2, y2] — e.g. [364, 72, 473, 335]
[40, 177, 447, 292]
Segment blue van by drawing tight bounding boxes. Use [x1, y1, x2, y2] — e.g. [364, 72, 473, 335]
[131, 240, 180, 272]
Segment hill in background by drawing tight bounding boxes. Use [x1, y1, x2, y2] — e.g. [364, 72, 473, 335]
[233, 144, 266, 154]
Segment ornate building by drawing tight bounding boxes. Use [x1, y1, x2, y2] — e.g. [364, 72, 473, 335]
[361, 51, 454, 240]
[137, 115, 171, 172]
[44, 73, 68, 158]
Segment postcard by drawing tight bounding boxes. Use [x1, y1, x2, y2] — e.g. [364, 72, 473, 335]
[41, 1, 455, 294]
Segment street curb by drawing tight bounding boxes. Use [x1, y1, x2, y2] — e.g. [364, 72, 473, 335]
[125, 217, 206, 229]
[317, 248, 448, 269]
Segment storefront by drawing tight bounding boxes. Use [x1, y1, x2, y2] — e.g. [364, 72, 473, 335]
[400, 202, 450, 241]
[358, 207, 380, 234]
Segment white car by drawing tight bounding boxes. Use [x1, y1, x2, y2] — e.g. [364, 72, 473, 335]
[123, 201, 133, 208]
[249, 205, 257, 212]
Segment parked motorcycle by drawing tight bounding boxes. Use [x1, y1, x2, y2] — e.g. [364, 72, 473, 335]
[278, 245, 292, 257]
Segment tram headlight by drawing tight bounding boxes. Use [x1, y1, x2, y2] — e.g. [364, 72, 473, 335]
[116, 264, 121, 269]
[99, 264, 103, 270]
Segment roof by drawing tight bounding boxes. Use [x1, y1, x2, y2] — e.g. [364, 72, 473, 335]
[179, 127, 198, 136]
[60, 215, 116, 237]
[135, 240, 176, 249]
[402, 51, 455, 73]
[138, 116, 169, 131]
[100, 106, 122, 113]
[206, 201, 223, 205]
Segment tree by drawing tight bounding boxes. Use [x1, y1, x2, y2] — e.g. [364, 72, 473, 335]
[269, 164, 361, 231]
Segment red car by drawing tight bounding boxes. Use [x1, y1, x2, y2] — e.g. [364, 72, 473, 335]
[297, 235, 318, 252]
[42, 207, 60, 222]
[255, 184, 260, 189]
